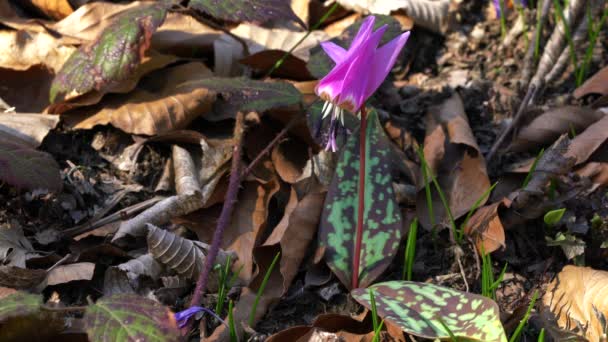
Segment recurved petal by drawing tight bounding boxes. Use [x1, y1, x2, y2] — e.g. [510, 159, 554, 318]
[364, 31, 410, 100]
[347, 16, 376, 55]
[321, 41, 347, 64]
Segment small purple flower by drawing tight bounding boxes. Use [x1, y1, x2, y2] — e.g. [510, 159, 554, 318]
[315, 16, 410, 152]
[493, 0, 502, 17]
[174, 306, 225, 328]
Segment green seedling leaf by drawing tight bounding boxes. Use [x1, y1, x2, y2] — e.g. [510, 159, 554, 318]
[319, 109, 402, 289]
[0, 131, 62, 191]
[189, 0, 305, 28]
[352, 281, 507, 342]
[544, 208, 566, 226]
[50, 3, 168, 103]
[0, 292, 42, 322]
[307, 15, 402, 78]
[83, 294, 180, 342]
[181, 77, 302, 117]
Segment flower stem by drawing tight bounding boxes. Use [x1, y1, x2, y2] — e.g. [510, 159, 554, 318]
[352, 106, 367, 289]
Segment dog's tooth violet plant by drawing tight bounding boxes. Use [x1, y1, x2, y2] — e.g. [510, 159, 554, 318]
[316, 15, 409, 289]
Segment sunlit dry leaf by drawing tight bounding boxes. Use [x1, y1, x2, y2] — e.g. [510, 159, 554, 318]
[509, 107, 605, 152]
[0, 29, 76, 72]
[574, 65, 608, 99]
[46, 262, 95, 286]
[0, 113, 59, 148]
[464, 199, 511, 254]
[271, 138, 309, 184]
[21, 0, 74, 20]
[542, 265, 608, 342]
[214, 23, 328, 76]
[66, 62, 215, 135]
[416, 93, 490, 230]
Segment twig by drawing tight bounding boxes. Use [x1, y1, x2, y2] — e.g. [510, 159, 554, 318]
[189, 112, 246, 315]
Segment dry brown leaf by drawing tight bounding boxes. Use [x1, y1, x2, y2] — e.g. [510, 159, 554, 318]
[565, 114, 608, 164]
[574, 65, 608, 99]
[0, 66, 55, 112]
[240, 50, 313, 80]
[262, 186, 325, 294]
[65, 62, 215, 135]
[542, 265, 608, 342]
[21, 0, 74, 20]
[0, 2, 18, 18]
[509, 107, 605, 152]
[0, 113, 59, 147]
[0, 266, 46, 290]
[46, 262, 95, 286]
[271, 138, 310, 184]
[416, 93, 491, 230]
[464, 198, 511, 254]
[266, 313, 373, 342]
[0, 29, 76, 72]
[214, 23, 329, 76]
[576, 162, 608, 187]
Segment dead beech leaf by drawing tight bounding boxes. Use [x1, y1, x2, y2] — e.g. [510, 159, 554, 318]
[0, 66, 55, 113]
[509, 107, 605, 152]
[0, 113, 59, 148]
[576, 162, 608, 187]
[542, 265, 608, 342]
[266, 313, 373, 342]
[574, 65, 608, 99]
[65, 62, 216, 135]
[464, 198, 510, 254]
[21, 0, 74, 20]
[0, 266, 46, 290]
[565, 114, 608, 164]
[214, 23, 328, 76]
[416, 93, 491, 230]
[0, 29, 76, 72]
[271, 138, 309, 184]
[46, 262, 95, 286]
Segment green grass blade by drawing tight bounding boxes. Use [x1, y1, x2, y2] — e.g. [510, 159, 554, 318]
[228, 300, 237, 342]
[509, 290, 539, 342]
[369, 289, 379, 332]
[577, 7, 608, 84]
[215, 254, 232, 315]
[249, 251, 281, 326]
[402, 218, 418, 281]
[522, 148, 544, 188]
[372, 320, 385, 342]
[538, 328, 545, 341]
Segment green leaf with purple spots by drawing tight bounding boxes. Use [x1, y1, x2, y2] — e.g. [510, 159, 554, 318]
[179, 77, 302, 118]
[318, 109, 402, 289]
[352, 281, 507, 342]
[83, 294, 180, 342]
[0, 292, 42, 322]
[189, 0, 305, 28]
[50, 3, 168, 103]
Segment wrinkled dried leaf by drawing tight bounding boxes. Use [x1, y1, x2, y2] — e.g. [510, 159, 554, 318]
[0, 224, 35, 268]
[546, 232, 586, 260]
[352, 281, 507, 341]
[574, 65, 608, 98]
[271, 138, 309, 184]
[0, 266, 47, 289]
[189, 0, 305, 27]
[416, 93, 490, 230]
[67, 62, 216, 135]
[0, 113, 59, 148]
[0, 130, 62, 191]
[46, 262, 95, 286]
[565, 114, 608, 164]
[509, 107, 605, 152]
[22, 0, 73, 20]
[50, 2, 168, 103]
[83, 294, 179, 342]
[0, 29, 76, 72]
[214, 23, 328, 76]
[464, 199, 510, 254]
[319, 109, 402, 289]
[117, 254, 163, 282]
[542, 265, 608, 342]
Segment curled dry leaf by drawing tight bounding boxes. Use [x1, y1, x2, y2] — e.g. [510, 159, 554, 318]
[542, 265, 608, 342]
[46, 262, 95, 286]
[0, 224, 36, 268]
[271, 138, 309, 184]
[509, 107, 605, 152]
[416, 93, 490, 230]
[147, 224, 230, 292]
[565, 114, 608, 165]
[574, 65, 608, 99]
[117, 253, 163, 282]
[464, 199, 510, 254]
[66, 62, 216, 135]
[21, 0, 74, 20]
[0, 113, 59, 148]
[0, 29, 76, 73]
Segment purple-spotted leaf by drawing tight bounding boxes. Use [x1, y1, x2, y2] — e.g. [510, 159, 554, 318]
[180, 77, 302, 119]
[189, 0, 305, 28]
[83, 294, 180, 342]
[49, 3, 168, 103]
[0, 292, 42, 322]
[318, 109, 402, 289]
[352, 281, 507, 342]
[0, 131, 62, 191]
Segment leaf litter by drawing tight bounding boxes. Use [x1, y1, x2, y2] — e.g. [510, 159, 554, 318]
[0, 0, 607, 341]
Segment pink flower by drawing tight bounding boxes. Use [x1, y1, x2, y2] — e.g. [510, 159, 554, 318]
[315, 16, 410, 151]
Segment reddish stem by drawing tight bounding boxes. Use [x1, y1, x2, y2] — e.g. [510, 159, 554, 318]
[352, 107, 367, 289]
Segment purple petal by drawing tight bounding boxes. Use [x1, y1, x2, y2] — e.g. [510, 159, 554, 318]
[336, 25, 387, 110]
[348, 16, 376, 53]
[175, 306, 205, 328]
[364, 31, 410, 100]
[320, 41, 347, 64]
[493, 0, 501, 17]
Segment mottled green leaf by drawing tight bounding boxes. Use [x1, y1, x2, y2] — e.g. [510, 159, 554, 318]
[189, 0, 304, 27]
[318, 109, 402, 289]
[50, 3, 168, 103]
[179, 77, 302, 117]
[307, 15, 402, 79]
[84, 294, 179, 342]
[352, 281, 507, 342]
[0, 131, 62, 191]
[0, 292, 42, 322]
